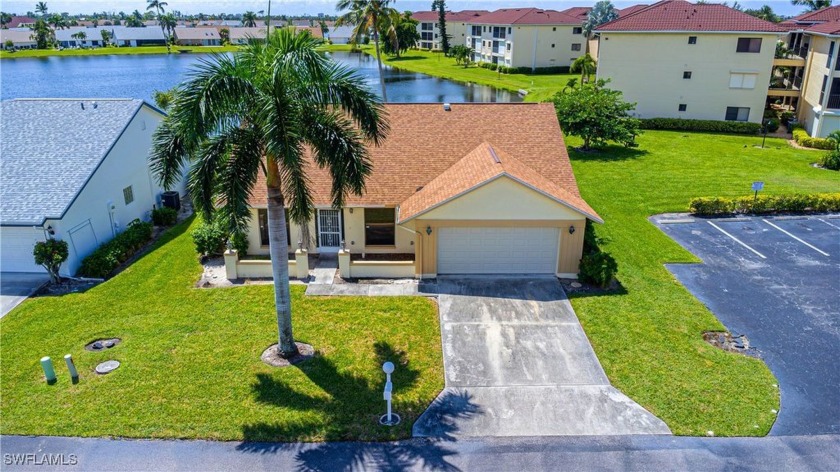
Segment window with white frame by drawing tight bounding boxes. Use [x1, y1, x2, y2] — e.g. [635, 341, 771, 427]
[729, 72, 758, 89]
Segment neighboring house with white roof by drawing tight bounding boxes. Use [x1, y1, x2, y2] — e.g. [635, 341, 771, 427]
[0, 99, 185, 276]
[411, 10, 488, 51]
[465, 8, 586, 70]
[174, 27, 221, 46]
[55, 27, 111, 48]
[595, 0, 785, 124]
[328, 25, 354, 44]
[227, 27, 269, 44]
[111, 27, 168, 47]
[0, 29, 37, 49]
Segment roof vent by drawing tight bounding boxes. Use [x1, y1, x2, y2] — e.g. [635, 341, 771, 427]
[489, 146, 501, 163]
[443, 103, 451, 111]
[92, 101, 98, 109]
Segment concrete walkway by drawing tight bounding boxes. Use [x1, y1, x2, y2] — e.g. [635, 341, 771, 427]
[413, 279, 671, 437]
[2, 434, 837, 472]
[0, 272, 50, 318]
[311, 254, 338, 285]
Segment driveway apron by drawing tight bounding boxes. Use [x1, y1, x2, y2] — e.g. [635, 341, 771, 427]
[413, 278, 671, 437]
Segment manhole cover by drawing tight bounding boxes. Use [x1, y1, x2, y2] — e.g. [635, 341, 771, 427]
[85, 338, 121, 351]
[95, 360, 120, 374]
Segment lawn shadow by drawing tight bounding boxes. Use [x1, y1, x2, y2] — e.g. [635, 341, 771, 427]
[568, 144, 648, 162]
[387, 56, 426, 62]
[236, 342, 479, 471]
[563, 279, 629, 299]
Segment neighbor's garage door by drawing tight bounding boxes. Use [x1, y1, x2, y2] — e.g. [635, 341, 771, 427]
[0, 227, 45, 273]
[437, 227, 559, 274]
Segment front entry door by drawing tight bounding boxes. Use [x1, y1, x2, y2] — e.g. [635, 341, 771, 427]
[318, 209, 342, 252]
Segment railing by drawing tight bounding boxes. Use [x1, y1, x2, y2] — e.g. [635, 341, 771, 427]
[827, 94, 840, 109]
[769, 75, 803, 91]
[778, 44, 809, 60]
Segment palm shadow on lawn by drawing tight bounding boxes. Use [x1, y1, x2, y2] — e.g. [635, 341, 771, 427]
[236, 341, 480, 471]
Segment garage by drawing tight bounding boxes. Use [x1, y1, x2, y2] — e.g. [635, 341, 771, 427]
[437, 227, 559, 274]
[0, 227, 45, 273]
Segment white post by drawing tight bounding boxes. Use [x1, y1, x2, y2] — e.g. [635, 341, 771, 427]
[64, 354, 79, 383]
[338, 248, 351, 278]
[380, 361, 399, 425]
[223, 249, 239, 280]
[41, 356, 56, 384]
[295, 248, 309, 280]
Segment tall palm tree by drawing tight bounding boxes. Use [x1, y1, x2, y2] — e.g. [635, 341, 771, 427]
[791, 0, 832, 13]
[35, 2, 48, 18]
[47, 13, 67, 30]
[159, 13, 177, 45]
[242, 10, 258, 27]
[147, 0, 170, 52]
[336, 0, 400, 101]
[149, 29, 388, 358]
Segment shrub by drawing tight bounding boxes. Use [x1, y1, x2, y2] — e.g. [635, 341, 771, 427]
[231, 231, 249, 256]
[192, 220, 226, 256]
[151, 207, 178, 226]
[765, 119, 780, 133]
[820, 150, 840, 170]
[792, 126, 835, 150]
[78, 220, 153, 278]
[579, 251, 618, 288]
[33, 239, 69, 283]
[763, 109, 778, 120]
[780, 111, 794, 126]
[688, 193, 840, 215]
[640, 118, 761, 134]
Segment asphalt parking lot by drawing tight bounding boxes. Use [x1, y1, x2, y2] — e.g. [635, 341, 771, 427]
[652, 214, 840, 436]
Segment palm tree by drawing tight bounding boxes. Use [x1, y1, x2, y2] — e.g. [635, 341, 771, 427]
[1, 12, 13, 29]
[581, 0, 618, 53]
[47, 13, 67, 30]
[149, 29, 388, 358]
[35, 2, 48, 18]
[71, 30, 86, 46]
[571, 54, 597, 83]
[336, 0, 400, 101]
[242, 10, 258, 27]
[791, 0, 832, 13]
[147, 0, 170, 52]
[159, 13, 177, 46]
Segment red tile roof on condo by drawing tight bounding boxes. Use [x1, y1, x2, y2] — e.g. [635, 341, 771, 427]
[469, 8, 581, 25]
[800, 19, 840, 35]
[412, 10, 489, 22]
[6, 16, 35, 28]
[618, 4, 650, 17]
[560, 6, 592, 20]
[398, 142, 601, 223]
[782, 5, 840, 25]
[596, 0, 786, 32]
[248, 103, 599, 222]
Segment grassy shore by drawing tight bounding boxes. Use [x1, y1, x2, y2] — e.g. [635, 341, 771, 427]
[0, 45, 240, 59]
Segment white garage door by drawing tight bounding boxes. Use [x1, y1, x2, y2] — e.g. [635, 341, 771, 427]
[0, 227, 46, 273]
[437, 227, 559, 274]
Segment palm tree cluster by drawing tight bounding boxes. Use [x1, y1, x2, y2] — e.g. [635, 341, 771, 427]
[242, 10, 258, 27]
[149, 29, 388, 358]
[146, 0, 172, 52]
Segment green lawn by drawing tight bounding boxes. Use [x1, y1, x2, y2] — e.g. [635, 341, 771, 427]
[0, 45, 240, 59]
[567, 131, 840, 436]
[336, 46, 576, 102]
[0, 219, 443, 442]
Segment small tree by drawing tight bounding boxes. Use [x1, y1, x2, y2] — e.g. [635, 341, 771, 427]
[553, 79, 641, 151]
[4, 39, 14, 51]
[570, 53, 596, 83]
[219, 27, 230, 45]
[100, 28, 111, 46]
[450, 44, 473, 67]
[381, 11, 419, 57]
[34, 239, 69, 283]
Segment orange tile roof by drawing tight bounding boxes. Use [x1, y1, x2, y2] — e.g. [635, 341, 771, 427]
[398, 142, 602, 223]
[248, 103, 597, 219]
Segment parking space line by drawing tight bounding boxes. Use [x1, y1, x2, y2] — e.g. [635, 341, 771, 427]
[763, 219, 831, 257]
[817, 218, 840, 230]
[707, 221, 767, 259]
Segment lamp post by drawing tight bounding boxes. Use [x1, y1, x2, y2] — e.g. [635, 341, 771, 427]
[379, 361, 400, 425]
[761, 119, 770, 148]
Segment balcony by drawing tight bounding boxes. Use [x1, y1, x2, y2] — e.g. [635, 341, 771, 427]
[774, 45, 808, 67]
[768, 76, 802, 98]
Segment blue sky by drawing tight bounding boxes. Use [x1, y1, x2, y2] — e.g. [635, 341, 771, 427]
[0, 1, 813, 18]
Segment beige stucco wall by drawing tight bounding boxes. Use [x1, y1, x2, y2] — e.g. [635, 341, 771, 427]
[797, 34, 840, 137]
[416, 20, 469, 50]
[467, 23, 584, 69]
[597, 32, 778, 123]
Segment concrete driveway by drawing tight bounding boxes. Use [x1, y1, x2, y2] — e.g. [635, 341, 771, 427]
[1, 272, 49, 318]
[413, 278, 670, 437]
[653, 214, 840, 435]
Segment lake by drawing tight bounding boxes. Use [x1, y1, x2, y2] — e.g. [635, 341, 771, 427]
[0, 51, 521, 103]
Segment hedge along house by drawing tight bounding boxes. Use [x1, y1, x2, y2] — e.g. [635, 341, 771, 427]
[0, 99, 184, 276]
[242, 103, 602, 279]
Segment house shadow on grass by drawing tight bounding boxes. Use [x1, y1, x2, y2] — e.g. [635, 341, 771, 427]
[568, 144, 648, 162]
[236, 341, 479, 471]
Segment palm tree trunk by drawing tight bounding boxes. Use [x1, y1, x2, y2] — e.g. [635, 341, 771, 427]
[373, 30, 388, 102]
[266, 159, 298, 358]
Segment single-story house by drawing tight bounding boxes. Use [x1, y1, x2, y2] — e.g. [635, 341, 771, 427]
[0, 99, 185, 276]
[174, 27, 221, 46]
[111, 26, 168, 47]
[0, 29, 37, 49]
[328, 25, 355, 44]
[6, 16, 36, 28]
[244, 103, 602, 278]
[226, 27, 269, 45]
[55, 26, 110, 48]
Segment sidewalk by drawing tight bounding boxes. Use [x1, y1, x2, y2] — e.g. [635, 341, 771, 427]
[2, 434, 838, 471]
